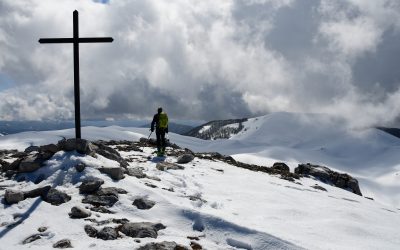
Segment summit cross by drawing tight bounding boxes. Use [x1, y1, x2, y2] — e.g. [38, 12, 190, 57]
[39, 10, 113, 139]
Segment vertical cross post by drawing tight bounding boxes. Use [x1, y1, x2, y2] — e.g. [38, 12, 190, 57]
[39, 10, 113, 139]
[73, 10, 81, 139]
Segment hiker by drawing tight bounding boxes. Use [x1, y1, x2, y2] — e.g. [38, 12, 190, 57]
[151, 107, 169, 156]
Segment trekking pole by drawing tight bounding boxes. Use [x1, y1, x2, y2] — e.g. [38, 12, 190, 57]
[148, 131, 153, 140]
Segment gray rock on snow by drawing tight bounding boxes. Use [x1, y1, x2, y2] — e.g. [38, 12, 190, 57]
[42, 188, 71, 206]
[22, 234, 42, 244]
[24, 146, 40, 153]
[156, 162, 184, 171]
[132, 198, 156, 210]
[84, 225, 98, 238]
[69, 206, 92, 219]
[176, 154, 195, 164]
[82, 194, 119, 207]
[119, 222, 166, 238]
[97, 227, 119, 240]
[137, 241, 189, 250]
[126, 168, 147, 178]
[79, 177, 104, 194]
[96, 187, 127, 196]
[24, 185, 51, 199]
[75, 163, 86, 172]
[5, 189, 24, 204]
[53, 239, 73, 248]
[18, 154, 45, 173]
[272, 162, 290, 173]
[99, 167, 125, 180]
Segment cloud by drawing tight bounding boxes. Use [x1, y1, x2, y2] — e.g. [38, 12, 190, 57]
[0, 0, 400, 127]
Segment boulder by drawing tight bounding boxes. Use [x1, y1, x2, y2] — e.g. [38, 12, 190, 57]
[132, 198, 156, 210]
[79, 177, 104, 194]
[22, 234, 42, 244]
[24, 146, 40, 153]
[57, 138, 95, 155]
[138, 241, 189, 250]
[119, 222, 165, 238]
[295, 163, 362, 195]
[91, 142, 128, 168]
[84, 225, 98, 238]
[69, 206, 91, 219]
[53, 239, 72, 248]
[5, 189, 24, 204]
[176, 154, 195, 164]
[18, 154, 45, 173]
[126, 168, 146, 179]
[42, 188, 71, 205]
[40, 144, 59, 154]
[38, 227, 47, 232]
[99, 167, 124, 180]
[97, 227, 119, 240]
[82, 194, 118, 207]
[90, 206, 114, 214]
[96, 187, 127, 196]
[156, 162, 184, 171]
[75, 163, 86, 172]
[272, 162, 290, 173]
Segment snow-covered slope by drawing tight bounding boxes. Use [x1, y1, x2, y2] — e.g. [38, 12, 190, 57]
[185, 118, 247, 140]
[0, 112, 400, 249]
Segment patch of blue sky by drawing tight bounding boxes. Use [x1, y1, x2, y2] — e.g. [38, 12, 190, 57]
[0, 73, 14, 91]
[93, 0, 109, 4]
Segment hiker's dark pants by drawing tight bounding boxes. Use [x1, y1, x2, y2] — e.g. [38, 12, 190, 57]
[156, 129, 166, 152]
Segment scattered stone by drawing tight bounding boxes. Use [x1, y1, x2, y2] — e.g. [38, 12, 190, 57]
[133, 198, 156, 210]
[99, 167, 125, 180]
[91, 141, 128, 168]
[79, 177, 104, 194]
[5, 189, 24, 204]
[97, 227, 119, 240]
[295, 163, 362, 195]
[187, 236, 200, 241]
[18, 154, 45, 173]
[144, 183, 158, 188]
[75, 163, 86, 172]
[162, 187, 174, 192]
[96, 187, 127, 196]
[126, 168, 146, 179]
[69, 206, 92, 219]
[311, 184, 327, 192]
[191, 241, 203, 250]
[90, 206, 115, 214]
[365, 197, 374, 201]
[53, 239, 72, 248]
[135, 239, 141, 243]
[57, 138, 96, 155]
[24, 185, 51, 199]
[156, 162, 184, 171]
[42, 188, 71, 206]
[137, 241, 189, 250]
[82, 194, 118, 207]
[38, 226, 48, 232]
[176, 154, 195, 164]
[119, 222, 166, 238]
[22, 234, 42, 244]
[272, 162, 290, 173]
[24, 146, 40, 153]
[84, 225, 98, 238]
[40, 144, 59, 154]
[146, 176, 161, 181]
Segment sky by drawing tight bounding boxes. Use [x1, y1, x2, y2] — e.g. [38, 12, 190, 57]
[0, 0, 400, 127]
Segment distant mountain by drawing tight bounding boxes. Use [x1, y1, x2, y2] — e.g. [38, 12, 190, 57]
[141, 122, 194, 135]
[184, 118, 248, 140]
[377, 127, 400, 139]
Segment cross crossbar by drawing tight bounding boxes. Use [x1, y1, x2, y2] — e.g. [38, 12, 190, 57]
[39, 37, 113, 43]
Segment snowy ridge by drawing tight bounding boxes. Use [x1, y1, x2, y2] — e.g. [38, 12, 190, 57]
[185, 118, 247, 140]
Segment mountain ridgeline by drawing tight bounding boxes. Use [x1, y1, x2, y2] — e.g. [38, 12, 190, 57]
[184, 118, 248, 140]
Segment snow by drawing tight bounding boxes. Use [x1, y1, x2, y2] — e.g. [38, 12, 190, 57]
[222, 123, 240, 129]
[198, 125, 211, 134]
[1, 112, 400, 249]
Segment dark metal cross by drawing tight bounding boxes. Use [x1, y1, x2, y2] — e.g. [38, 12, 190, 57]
[39, 10, 113, 139]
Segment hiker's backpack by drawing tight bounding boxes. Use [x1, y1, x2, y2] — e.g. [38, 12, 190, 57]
[158, 112, 168, 129]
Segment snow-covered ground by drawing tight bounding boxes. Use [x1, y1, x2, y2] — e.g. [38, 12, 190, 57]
[1, 112, 400, 249]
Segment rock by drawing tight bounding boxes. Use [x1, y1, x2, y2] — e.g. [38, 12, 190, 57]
[90, 206, 115, 214]
[79, 177, 104, 193]
[57, 138, 95, 155]
[69, 206, 92, 219]
[82, 194, 118, 207]
[190, 241, 203, 250]
[295, 163, 362, 195]
[156, 162, 184, 171]
[96, 187, 127, 196]
[75, 163, 86, 172]
[40, 144, 59, 154]
[126, 168, 146, 178]
[132, 198, 156, 210]
[22, 234, 42, 244]
[137, 241, 189, 250]
[99, 167, 124, 180]
[119, 222, 165, 238]
[39, 151, 55, 161]
[38, 226, 48, 232]
[176, 154, 195, 164]
[57, 139, 77, 151]
[24, 185, 51, 199]
[91, 142, 128, 168]
[84, 225, 98, 238]
[7, 158, 22, 171]
[5, 189, 24, 204]
[18, 154, 45, 173]
[311, 184, 327, 191]
[42, 188, 71, 205]
[272, 162, 290, 173]
[24, 146, 40, 153]
[53, 239, 72, 248]
[97, 227, 119, 240]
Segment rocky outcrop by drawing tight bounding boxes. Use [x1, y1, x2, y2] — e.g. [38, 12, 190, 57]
[271, 162, 290, 173]
[295, 163, 362, 195]
[119, 222, 166, 238]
